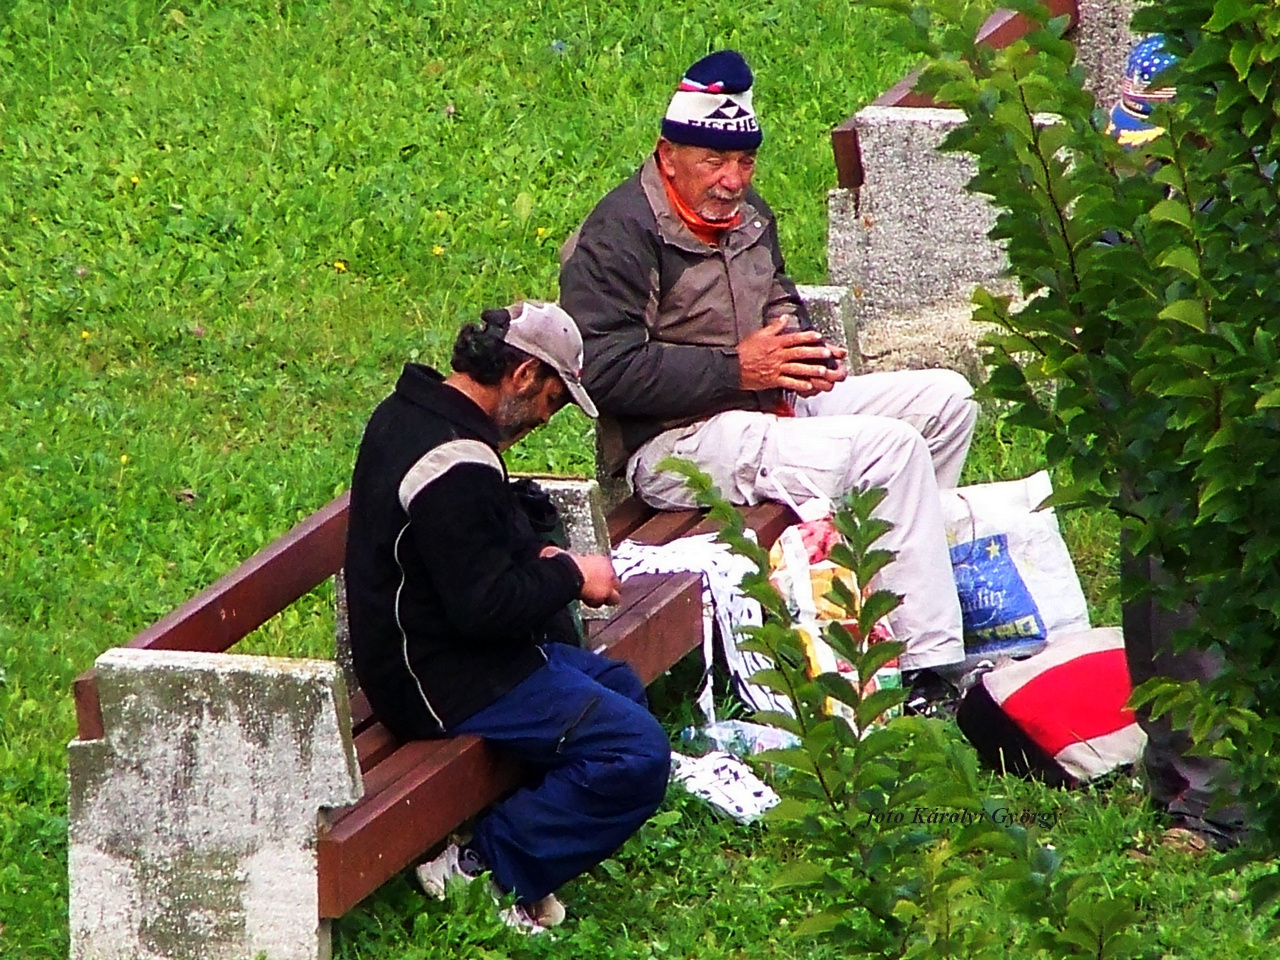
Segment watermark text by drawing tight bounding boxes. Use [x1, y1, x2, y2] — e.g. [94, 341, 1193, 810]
[863, 806, 1061, 830]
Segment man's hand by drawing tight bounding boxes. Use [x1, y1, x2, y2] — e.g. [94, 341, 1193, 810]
[738, 317, 849, 394]
[791, 347, 849, 397]
[570, 553, 623, 607]
[541, 546, 622, 607]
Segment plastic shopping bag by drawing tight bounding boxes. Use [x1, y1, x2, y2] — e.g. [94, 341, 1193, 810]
[767, 518, 901, 728]
[940, 471, 1090, 661]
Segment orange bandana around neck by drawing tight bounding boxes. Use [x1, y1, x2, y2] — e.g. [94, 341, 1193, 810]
[660, 170, 741, 246]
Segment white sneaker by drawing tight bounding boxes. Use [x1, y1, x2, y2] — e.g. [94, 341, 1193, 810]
[415, 842, 475, 900]
[496, 895, 565, 934]
[526, 893, 567, 928]
[499, 902, 549, 934]
[416, 843, 566, 934]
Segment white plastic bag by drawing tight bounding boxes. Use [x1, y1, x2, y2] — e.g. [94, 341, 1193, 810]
[678, 720, 800, 758]
[940, 471, 1090, 660]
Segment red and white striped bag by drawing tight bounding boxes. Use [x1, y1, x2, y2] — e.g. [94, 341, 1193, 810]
[956, 627, 1147, 786]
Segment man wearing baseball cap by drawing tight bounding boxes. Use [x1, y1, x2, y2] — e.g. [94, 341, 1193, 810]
[344, 302, 669, 931]
[560, 50, 978, 707]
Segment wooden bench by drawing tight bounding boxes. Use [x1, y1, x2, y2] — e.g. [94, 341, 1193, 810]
[70, 489, 794, 947]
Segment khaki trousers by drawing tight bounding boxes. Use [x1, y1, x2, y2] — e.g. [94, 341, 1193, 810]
[629, 369, 978, 670]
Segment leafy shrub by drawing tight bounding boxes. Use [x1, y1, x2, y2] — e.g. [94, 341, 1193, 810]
[865, 0, 1280, 929]
[663, 457, 1151, 958]
[1, 2, 923, 954]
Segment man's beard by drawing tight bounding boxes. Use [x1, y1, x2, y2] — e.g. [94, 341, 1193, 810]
[698, 192, 743, 222]
[495, 388, 544, 443]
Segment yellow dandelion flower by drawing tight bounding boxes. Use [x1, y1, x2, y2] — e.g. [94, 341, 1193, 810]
[130, 175, 140, 185]
[536, 227, 548, 239]
[432, 245, 445, 256]
[120, 454, 130, 465]
[81, 330, 91, 340]
[333, 260, 348, 272]
[434, 210, 446, 219]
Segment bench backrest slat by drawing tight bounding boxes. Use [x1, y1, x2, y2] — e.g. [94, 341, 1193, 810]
[626, 509, 707, 545]
[129, 492, 351, 655]
[73, 493, 351, 742]
[605, 495, 656, 544]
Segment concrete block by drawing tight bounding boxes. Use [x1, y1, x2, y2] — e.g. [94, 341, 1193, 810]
[592, 426, 634, 516]
[332, 571, 356, 695]
[855, 279, 1025, 380]
[1076, 0, 1138, 110]
[535, 478, 611, 558]
[828, 106, 1006, 329]
[535, 477, 615, 621]
[69, 648, 362, 960]
[595, 467, 634, 518]
[824, 3, 1140, 374]
[795, 283, 862, 373]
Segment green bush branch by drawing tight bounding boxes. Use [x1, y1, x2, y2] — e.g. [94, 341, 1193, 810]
[870, 0, 1280, 926]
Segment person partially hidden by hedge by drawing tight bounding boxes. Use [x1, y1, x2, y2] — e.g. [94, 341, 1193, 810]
[1106, 34, 1248, 853]
[559, 49, 979, 711]
[343, 303, 670, 931]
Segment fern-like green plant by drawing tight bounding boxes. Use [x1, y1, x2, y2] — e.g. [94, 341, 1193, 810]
[661, 457, 1146, 957]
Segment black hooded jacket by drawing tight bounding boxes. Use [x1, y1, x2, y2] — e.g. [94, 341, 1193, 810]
[344, 364, 584, 737]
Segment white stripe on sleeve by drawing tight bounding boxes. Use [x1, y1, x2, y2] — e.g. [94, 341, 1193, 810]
[398, 439, 504, 512]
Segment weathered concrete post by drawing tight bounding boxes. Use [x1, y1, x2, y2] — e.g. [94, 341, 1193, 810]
[535, 477, 612, 556]
[827, 105, 1001, 377]
[68, 648, 363, 960]
[824, 0, 1141, 376]
[1076, 0, 1139, 108]
[524, 477, 616, 621]
[796, 282, 862, 373]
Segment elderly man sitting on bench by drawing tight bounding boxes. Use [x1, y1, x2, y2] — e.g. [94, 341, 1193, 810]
[343, 302, 670, 932]
[559, 49, 980, 708]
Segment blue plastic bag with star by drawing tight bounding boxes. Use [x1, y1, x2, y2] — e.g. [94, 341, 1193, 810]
[949, 533, 1047, 658]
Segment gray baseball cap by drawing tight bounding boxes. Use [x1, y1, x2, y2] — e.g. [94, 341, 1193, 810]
[502, 301, 598, 418]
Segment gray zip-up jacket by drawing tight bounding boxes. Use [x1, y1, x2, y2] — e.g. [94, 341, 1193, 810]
[559, 155, 805, 474]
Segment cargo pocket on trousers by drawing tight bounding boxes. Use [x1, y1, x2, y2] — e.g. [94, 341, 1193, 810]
[555, 695, 602, 755]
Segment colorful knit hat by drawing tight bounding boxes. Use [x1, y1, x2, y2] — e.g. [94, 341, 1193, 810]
[661, 50, 762, 151]
[1107, 34, 1178, 148]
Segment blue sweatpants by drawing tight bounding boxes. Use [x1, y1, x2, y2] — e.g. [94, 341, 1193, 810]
[451, 643, 671, 904]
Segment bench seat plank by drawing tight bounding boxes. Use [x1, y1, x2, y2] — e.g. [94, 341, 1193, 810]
[354, 723, 399, 775]
[587, 572, 704, 684]
[318, 735, 515, 919]
[605, 495, 656, 545]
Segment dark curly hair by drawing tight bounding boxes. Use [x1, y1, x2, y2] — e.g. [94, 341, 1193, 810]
[451, 308, 553, 385]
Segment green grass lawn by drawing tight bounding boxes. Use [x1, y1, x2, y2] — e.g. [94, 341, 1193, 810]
[0, 1, 1269, 956]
